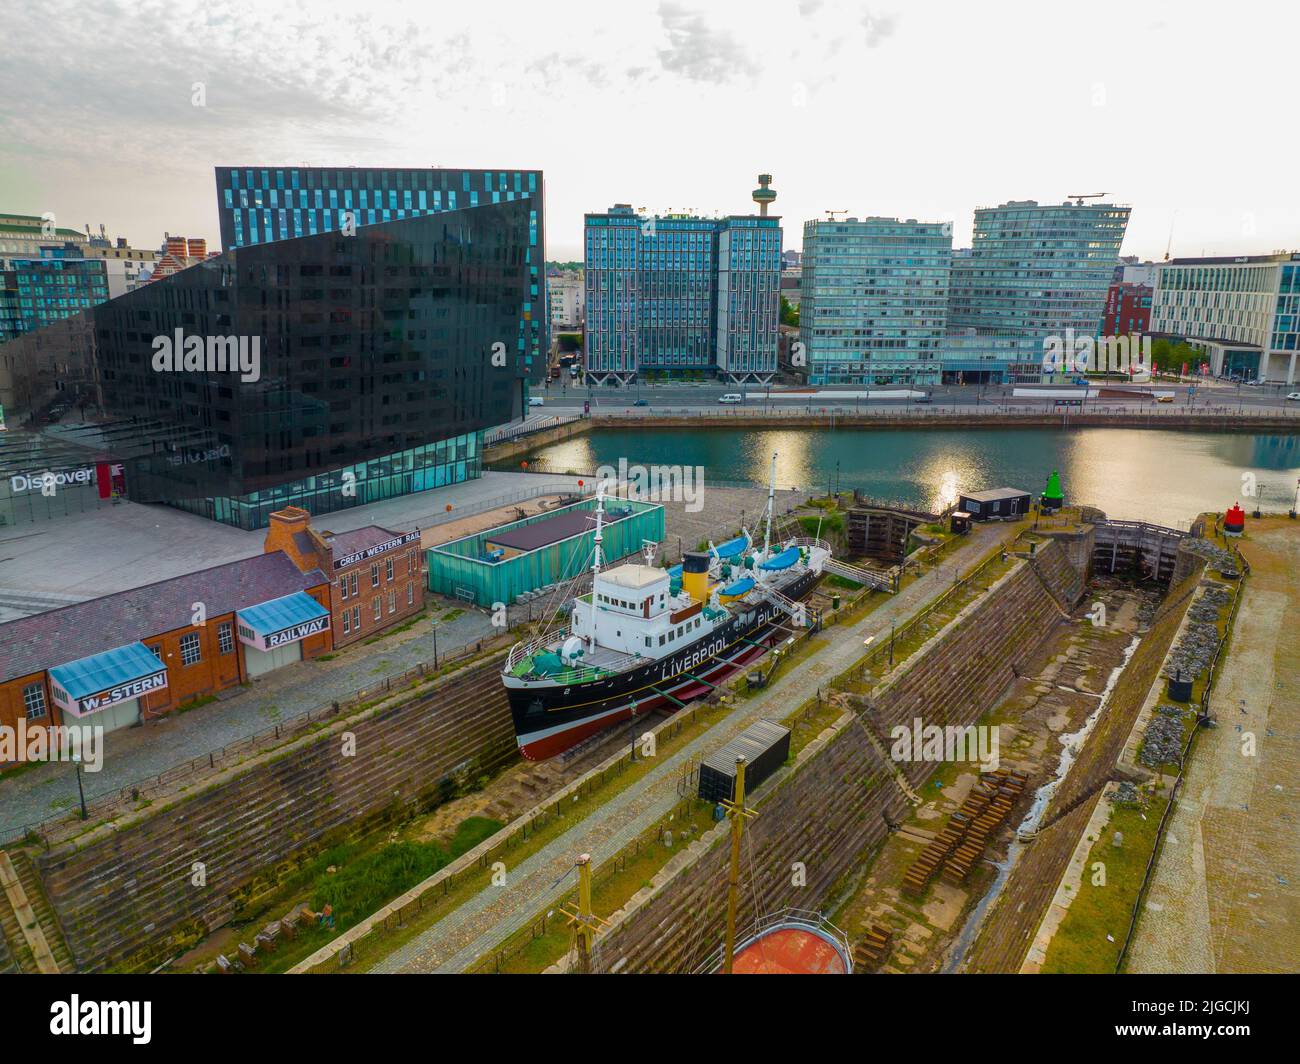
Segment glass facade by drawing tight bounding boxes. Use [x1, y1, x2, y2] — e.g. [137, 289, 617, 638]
[799, 217, 952, 386]
[584, 207, 781, 382]
[0, 248, 109, 342]
[214, 167, 546, 379]
[92, 199, 533, 529]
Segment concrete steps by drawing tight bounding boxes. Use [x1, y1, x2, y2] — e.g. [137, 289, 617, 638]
[0, 850, 62, 973]
[11, 850, 72, 972]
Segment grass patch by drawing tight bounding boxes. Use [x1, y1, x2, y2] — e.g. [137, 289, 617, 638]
[1040, 796, 1168, 974]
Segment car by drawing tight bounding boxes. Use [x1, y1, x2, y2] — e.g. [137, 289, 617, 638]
[914, 396, 933, 404]
[1287, 392, 1300, 401]
[718, 393, 743, 404]
[632, 398, 649, 407]
[528, 396, 545, 407]
[1156, 395, 1174, 403]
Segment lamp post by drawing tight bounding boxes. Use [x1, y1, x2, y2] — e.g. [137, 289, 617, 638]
[430, 619, 439, 670]
[889, 622, 896, 669]
[72, 753, 87, 821]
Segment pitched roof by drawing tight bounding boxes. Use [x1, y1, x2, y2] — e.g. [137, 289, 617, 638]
[319, 524, 412, 559]
[0, 551, 327, 682]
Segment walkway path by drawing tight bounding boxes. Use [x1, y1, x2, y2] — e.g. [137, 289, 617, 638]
[373, 524, 1014, 973]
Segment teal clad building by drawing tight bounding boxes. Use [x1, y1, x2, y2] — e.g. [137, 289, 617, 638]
[799, 217, 952, 386]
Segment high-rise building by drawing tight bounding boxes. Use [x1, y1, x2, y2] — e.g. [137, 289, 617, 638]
[213, 166, 546, 379]
[799, 217, 952, 386]
[584, 199, 781, 385]
[88, 188, 537, 529]
[942, 199, 1130, 381]
[0, 246, 109, 342]
[547, 269, 584, 330]
[1149, 253, 1300, 382]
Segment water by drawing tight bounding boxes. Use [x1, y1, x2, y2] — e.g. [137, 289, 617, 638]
[522, 427, 1300, 528]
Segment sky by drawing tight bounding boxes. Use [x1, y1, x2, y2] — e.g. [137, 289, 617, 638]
[2, 0, 1297, 262]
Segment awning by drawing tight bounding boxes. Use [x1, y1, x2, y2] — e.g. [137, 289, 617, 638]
[49, 642, 168, 717]
[236, 591, 330, 651]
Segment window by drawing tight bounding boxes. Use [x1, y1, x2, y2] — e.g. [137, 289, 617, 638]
[218, 622, 234, 655]
[340, 576, 349, 601]
[180, 632, 202, 666]
[658, 634, 665, 646]
[407, 583, 414, 606]
[352, 606, 361, 631]
[23, 683, 46, 720]
[371, 563, 380, 588]
[388, 591, 396, 614]
[149, 644, 163, 663]
[343, 610, 351, 634]
[385, 559, 394, 581]
[373, 596, 382, 621]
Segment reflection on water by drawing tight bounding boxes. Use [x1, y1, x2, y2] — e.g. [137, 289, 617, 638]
[522, 427, 1300, 528]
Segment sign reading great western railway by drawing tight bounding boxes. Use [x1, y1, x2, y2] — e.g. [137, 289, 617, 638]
[334, 530, 421, 569]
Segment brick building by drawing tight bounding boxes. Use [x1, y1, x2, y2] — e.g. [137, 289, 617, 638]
[1103, 282, 1153, 336]
[264, 507, 424, 649]
[0, 552, 331, 759]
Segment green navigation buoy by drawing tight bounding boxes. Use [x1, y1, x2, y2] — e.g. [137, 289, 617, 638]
[1042, 469, 1064, 512]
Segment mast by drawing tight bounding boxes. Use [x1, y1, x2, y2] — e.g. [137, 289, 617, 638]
[592, 481, 606, 577]
[762, 451, 777, 562]
[723, 754, 753, 974]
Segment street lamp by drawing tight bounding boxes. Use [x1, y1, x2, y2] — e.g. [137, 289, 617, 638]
[71, 753, 87, 821]
[430, 618, 439, 670]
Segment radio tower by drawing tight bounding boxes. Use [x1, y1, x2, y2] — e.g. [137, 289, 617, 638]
[751, 173, 777, 216]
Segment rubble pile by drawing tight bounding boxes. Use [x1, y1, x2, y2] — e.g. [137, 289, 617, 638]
[1164, 621, 1221, 681]
[1139, 705, 1188, 768]
[1187, 584, 1231, 623]
[1107, 780, 1144, 806]
[1181, 538, 1237, 571]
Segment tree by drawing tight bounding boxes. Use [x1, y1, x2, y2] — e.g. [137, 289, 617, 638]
[780, 295, 800, 328]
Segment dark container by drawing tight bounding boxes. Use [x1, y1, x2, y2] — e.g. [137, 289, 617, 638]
[698, 719, 792, 803]
[1168, 671, 1194, 703]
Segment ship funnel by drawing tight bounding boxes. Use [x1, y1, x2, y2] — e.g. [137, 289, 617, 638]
[682, 551, 711, 603]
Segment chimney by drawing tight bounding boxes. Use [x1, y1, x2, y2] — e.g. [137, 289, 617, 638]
[264, 506, 320, 573]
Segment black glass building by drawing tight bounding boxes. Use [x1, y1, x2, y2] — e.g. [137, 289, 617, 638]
[92, 194, 537, 529]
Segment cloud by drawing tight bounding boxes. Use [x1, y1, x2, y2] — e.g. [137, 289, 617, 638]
[656, 2, 759, 84]
[862, 10, 900, 48]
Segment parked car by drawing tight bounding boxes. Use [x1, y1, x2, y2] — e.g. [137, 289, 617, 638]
[718, 393, 744, 404]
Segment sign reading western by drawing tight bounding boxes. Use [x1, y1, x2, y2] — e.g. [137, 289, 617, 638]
[52, 670, 169, 716]
[334, 530, 421, 570]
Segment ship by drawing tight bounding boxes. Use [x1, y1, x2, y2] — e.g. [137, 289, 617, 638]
[502, 454, 831, 760]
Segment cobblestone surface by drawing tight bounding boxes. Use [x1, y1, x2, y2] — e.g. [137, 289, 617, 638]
[372, 524, 1014, 973]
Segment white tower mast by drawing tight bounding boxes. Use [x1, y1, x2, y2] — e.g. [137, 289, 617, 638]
[592, 481, 607, 577]
[762, 451, 777, 561]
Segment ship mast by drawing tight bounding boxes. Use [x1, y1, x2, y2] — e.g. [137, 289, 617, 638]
[592, 481, 606, 577]
[761, 451, 777, 562]
[722, 754, 754, 974]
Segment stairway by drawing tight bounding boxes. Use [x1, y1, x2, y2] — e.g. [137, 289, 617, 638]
[756, 585, 809, 624]
[0, 850, 71, 973]
[823, 558, 895, 592]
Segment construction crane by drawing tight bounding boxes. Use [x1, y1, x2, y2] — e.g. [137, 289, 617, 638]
[1066, 192, 1107, 206]
[825, 209, 848, 221]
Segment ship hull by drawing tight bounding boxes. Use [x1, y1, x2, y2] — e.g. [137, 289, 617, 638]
[507, 569, 820, 760]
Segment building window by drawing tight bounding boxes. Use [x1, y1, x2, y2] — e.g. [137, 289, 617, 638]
[349, 573, 358, 597]
[340, 577, 349, 601]
[23, 683, 47, 720]
[373, 596, 382, 621]
[371, 563, 380, 588]
[180, 632, 202, 666]
[342, 610, 351, 634]
[218, 622, 234, 655]
[407, 583, 414, 606]
[385, 559, 394, 581]
[352, 606, 360, 631]
[149, 644, 163, 663]
[388, 591, 396, 614]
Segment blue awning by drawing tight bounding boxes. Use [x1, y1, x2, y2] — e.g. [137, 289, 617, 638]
[758, 546, 801, 571]
[237, 591, 330, 649]
[49, 642, 168, 715]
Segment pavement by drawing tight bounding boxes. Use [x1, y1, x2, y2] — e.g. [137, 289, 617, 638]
[0, 602, 498, 841]
[371, 522, 1014, 973]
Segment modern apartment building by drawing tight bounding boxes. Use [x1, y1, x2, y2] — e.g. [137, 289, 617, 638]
[799, 217, 952, 385]
[1149, 253, 1300, 382]
[584, 204, 781, 384]
[213, 166, 547, 381]
[941, 199, 1130, 381]
[0, 213, 89, 257]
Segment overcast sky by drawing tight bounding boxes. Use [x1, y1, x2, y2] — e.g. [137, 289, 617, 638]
[3, 0, 1296, 261]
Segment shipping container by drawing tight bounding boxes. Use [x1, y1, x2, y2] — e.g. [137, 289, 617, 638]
[698, 719, 791, 803]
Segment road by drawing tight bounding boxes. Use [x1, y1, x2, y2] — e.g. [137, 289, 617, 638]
[371, 523, 1015, 973]
[527, 379, 1300, 415]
